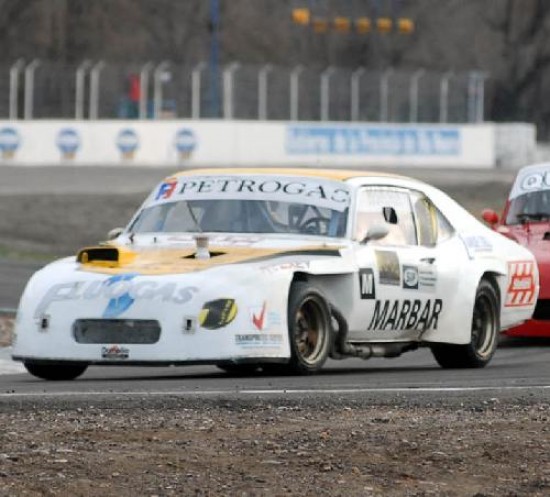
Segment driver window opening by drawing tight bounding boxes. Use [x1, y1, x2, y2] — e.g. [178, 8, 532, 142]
[355, 188, 417, 246]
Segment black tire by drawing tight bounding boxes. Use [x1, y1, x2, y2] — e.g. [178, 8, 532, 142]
[431, 279, 499, 368]
[24, 362, 88, 381]
[286, 282, 332, 374]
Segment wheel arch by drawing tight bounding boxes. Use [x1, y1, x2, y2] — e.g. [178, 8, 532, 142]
[481, 270, 503, 310]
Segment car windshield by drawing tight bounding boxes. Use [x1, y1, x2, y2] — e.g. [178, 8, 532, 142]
[506, 190, 550, 224]
[128, 199, 348, 237]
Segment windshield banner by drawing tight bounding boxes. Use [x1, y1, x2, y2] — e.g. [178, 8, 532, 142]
[148, 175, 351, 212]
[509, 164, 550, 199]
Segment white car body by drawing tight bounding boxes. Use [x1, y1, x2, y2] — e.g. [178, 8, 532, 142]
[12, 168, 538, 377]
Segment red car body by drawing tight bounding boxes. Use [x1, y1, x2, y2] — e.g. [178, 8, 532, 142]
[483, 163, 550, 337]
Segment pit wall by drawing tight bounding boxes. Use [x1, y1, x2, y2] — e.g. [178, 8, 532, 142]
[0, 120, 536, 169]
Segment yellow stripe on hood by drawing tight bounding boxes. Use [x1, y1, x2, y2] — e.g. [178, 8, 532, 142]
[76, 244, 341, 275]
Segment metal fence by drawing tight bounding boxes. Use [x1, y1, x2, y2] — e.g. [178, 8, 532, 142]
[0, 59, 486, 124]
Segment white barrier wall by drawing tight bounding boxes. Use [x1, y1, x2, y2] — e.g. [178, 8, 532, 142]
[0, 120, 510, 169]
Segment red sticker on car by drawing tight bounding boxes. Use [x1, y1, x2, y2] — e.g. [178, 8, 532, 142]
[505, 261, 536, 307]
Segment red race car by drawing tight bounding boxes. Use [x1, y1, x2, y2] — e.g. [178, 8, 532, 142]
[483, 162, 550, 337]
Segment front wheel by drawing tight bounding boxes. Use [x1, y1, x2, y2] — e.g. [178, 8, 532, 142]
[24, 362, 88, 381]
[286, 282, 332, 374]
[431, 279, 499, 369]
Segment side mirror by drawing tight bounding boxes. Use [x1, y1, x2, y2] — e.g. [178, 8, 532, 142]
[107, 227, 124, 240]
[361, 224, 389, 244]
[481, 209, 499, 226]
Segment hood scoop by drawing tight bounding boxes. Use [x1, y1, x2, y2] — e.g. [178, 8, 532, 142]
[78, 247, 119, 263]
[77, 246, 136, 266]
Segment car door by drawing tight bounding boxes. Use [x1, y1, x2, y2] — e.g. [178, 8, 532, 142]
[348, 186, 445, 342]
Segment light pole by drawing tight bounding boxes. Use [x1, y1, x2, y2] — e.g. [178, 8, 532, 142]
[320, 66, 335, 122]
[258, 64, 272, 120]
[89, 60, 105, 120]
[409, 69, 425, 123]
[350, 67, 365, 122]
[380, 68, 393, 122]
[439, 70, 454, 124]
[24, 59, 40, 120]
[139, 61, 154, 119]
[209, 0, 220, 117]
[192, 62, 207, 119]
[153, 61, 170, 119]
[75, 60, 92, 119]
[290, 65, 304, 121]
[9, 59, 25, 120]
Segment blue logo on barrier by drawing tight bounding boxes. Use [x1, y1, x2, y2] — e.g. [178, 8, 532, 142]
[116, 129, 139, 160]
[286, 125, 461, 156]
[102, 273, 139, 318]
[0, 127, 21, 159]
[56, 128, 80, 159]
[174, 128, 197, 160]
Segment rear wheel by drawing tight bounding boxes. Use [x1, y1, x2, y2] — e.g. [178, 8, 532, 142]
[431, 279, 499, 368]
[24, 362, 88, 381]
[285, 282, 331, 374]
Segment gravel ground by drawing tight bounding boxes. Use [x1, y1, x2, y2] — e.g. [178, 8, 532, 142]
[0, 399, 549, 497]
[1, 166, 535, 497]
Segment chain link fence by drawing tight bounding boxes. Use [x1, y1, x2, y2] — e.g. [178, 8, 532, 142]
[0, 60, 487, 124]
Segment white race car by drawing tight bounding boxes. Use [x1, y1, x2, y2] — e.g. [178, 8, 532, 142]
[12, 168, 538, 380]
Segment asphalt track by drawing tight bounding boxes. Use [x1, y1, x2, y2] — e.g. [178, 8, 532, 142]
[2, 343, 550, 404]
[3, 165, 550, 404]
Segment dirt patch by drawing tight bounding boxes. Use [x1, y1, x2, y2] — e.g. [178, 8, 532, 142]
[0, 402, 549, 497]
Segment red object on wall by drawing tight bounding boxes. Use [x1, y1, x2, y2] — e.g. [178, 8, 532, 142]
[129, 74, 140, 102]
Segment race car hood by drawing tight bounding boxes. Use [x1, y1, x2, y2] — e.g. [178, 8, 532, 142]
[503, 223, 550, 298]
[76, 234, 348, 276]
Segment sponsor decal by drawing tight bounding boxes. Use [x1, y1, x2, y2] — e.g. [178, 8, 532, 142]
[166, 234, 264, 247]
[116, 128, 139, 160]
[506, 261, 536, 307]
[155, 178, 179, 200]
[286, 125, 461, 156]
[402, 265, 419, 290]
[248, 302, 281, 331]
[359, 268, 375, 299]
[418, 268, 437, 290]
[367, 299, 443, 331]
[174, 128, 197, 161]
[178, 178, 349, 203]
[102, 273, 139, 318]
[0, 127, 20, 159]
[375, 250, 400, 286]
[102, 345, 130, 360]
[149, 175, 350, 212]
[461, 234, 493, 258]
[199, 299, 238, 329]
[235, 333, 283, 348]
[521, 171, 550, 191]
[56, 128, 80, 160]
[510, 168, 550, 199]
[251, 302, 267, 331]
[34, 279, 199, 319]
[260, 261, 310, 274]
